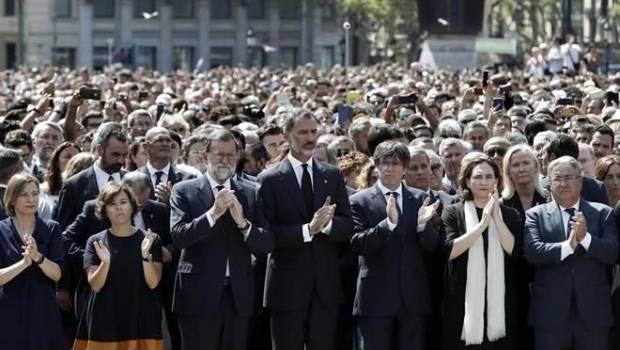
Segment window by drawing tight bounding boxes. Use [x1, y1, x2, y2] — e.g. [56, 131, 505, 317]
[248, 0, 265, 19]
[5, 43, 16, 69]
[4, 0, 15, 16]
[320, 46, 334, 68]
[279, 0, 300, 20]
[93, 46, 109, 70]
[322, 0, 336, 20]
[211, 0, 230, 19]
[134, 0, 156, 18]
[55, 0, 71, 17]
[93, 0, 115, 18]
[210, 47, 233, 68]
[248, 46, 265, 67]
[137, 46, 156, 69]
[173, 0, 194, 18]
[173, 46, 195, 71]
[281, 47, 298, 67]
[51, 47, 76, 68]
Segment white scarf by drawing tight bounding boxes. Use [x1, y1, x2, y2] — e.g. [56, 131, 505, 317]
[461, 201, 506, 345]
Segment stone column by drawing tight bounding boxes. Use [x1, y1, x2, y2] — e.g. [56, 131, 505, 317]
[267, 0, 280, 67]
[78, 0, 93, 68]
[158, 2, 172, 72]
[119, 0, 133, 48]
[197, 0, 211, 70]
[235, 0, 248, 66]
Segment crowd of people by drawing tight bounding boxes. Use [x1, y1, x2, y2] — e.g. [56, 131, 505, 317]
[1, 44, 620, 350]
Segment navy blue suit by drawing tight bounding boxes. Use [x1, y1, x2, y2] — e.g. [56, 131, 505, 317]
[170, 176, 272, 350]
[524, 199, 617, 350]
[350, 183, 438, 350]
[258, 157, 354, 350]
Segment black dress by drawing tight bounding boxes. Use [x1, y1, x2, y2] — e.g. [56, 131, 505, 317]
[0, 217, 64, 350]
[73, 229, 163, 350]
[441, 202, 523, 350]
[501, 191, 547, 349]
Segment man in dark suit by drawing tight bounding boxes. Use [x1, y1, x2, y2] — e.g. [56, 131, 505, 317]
[405, 146, 457, 350]
[351, 141, 439, 350]
[55, 122, 129, 230]
[539, 134, 609, 205]
[258, 108, 354, 350]
[524, 156, 617, 350]
[135, 127, 195, 206]
[170, 129, 273, 350]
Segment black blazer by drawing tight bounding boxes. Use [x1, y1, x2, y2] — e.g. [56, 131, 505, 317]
[258, 157, 354, 311]
[136, 164, 196, 201]
[350, 184, 438, 316]
[0, 186, 7, 220]
[540, 175, 609, 205]
[55, 166, 127, 230]
[170, 176, 273, 318]
[55, 167, 99, 230]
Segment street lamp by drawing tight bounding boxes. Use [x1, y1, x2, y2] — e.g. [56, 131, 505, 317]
[343, 21, 351, 66]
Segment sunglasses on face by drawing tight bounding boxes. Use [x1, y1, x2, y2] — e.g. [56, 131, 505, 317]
[486, 147, 507, 157]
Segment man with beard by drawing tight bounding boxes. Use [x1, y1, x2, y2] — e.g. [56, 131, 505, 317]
[170, 129, 273, 350]
[134, 127, 195, 206]
[258, 108, 354, 350]
[30, 121, 64, 181]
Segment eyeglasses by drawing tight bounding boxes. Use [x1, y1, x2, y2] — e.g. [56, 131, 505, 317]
[486, 147, 507, 157]
[430, 164, 443, 171]
[335, 149, 351, 157]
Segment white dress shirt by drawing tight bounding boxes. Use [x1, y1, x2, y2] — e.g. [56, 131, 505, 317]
[559, 200, 592, 261]
[286, 153, 333, 242]
[204, 172, 251, 277]
[93, 164, 122, 192]
[146, 162, 171, 187]
[134, 210, 146, 231]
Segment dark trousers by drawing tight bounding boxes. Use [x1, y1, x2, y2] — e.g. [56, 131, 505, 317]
[271, 292, 338, 350]
[358, 311, 427, 350]
[534, 304, 608, 350]
[178, 286, 248, 350]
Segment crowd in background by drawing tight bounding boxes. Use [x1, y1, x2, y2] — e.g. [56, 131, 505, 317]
[2, 36, 620, 350]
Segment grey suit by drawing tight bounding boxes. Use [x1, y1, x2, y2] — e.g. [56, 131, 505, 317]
[524, 199, 617, 350]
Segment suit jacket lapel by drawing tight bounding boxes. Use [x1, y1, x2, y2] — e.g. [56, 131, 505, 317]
[312, 160, 328, 211]
[279, 159, 307, 218]
[168, 165, 178, 185]
[141, 202, 157, 229]
[195, 176, 215, 213]
[547, 202, 567, 241]
[87, 167, 100, 196]
[579, 199, 597, 237]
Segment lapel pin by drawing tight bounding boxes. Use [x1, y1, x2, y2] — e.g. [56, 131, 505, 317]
[324, 179, 328, 184]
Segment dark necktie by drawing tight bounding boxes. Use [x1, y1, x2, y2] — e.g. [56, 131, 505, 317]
[565, 208, 575, 238]
[154, 171, 164, 187]
[301, 163, 314, 220]
[107, 175, 115, 183]
[387, 192, 402, 216]
[215, 185, 224, 192]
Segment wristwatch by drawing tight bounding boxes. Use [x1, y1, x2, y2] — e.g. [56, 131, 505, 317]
[142, 254, 153, 262]
[238, 220, 250, 232]
[34, 254, 45, 265]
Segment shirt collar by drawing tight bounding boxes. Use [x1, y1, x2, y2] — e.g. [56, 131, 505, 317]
[287, 153, 313, 171]
[377, 180, 403, 197]
[205, 171, 231, 191]
[146, 162, 170, 176]
[559, 199, 580, 213]
[93, 163, 117, 179]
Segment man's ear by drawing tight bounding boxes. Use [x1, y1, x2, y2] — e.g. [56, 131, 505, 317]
[95, 143, 104, 157]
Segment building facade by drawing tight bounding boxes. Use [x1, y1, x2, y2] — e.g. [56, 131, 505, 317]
[0, 0, 344, 71]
